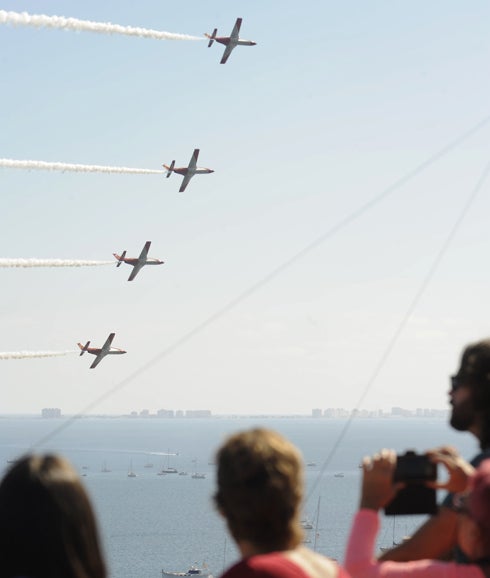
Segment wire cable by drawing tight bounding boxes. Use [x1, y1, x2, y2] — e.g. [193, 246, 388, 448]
[305, 156, 490, 504]
[32, 114, 490, 449]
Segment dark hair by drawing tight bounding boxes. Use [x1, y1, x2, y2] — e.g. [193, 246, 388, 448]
[0, 454, 106, 578]
[458, 339, 490, 448]
[215, 428, 303, 552]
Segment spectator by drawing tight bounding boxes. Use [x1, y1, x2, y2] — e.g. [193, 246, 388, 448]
[0, 454, 106, 578]
[215, 428, 349, 578]
[381, 339, 490, 562]
[345, 448, 490, 578]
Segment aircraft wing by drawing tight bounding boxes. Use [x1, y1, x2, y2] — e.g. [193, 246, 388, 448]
[220, 44, 235, 64]
[90, 352, 105, 369]
[230, 18, 242, 40]
[187, 149, 199, 171]
[102, 333, 115, 351]
[128, 263, 143, 281]
[179, 173, 193, 193]
[138, 241, 151, 261]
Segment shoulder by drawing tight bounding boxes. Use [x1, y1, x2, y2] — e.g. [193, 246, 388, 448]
[221, 551, 339, 578]
[221, 555, 299, 578]
[284, 547, 340, 578]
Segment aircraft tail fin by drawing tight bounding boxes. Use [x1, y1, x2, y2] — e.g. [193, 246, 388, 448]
[114, 251, 126, 267]
[163, 160, 175, 178]
[206, 29, 217, 47]
[78, 341, 90, 356]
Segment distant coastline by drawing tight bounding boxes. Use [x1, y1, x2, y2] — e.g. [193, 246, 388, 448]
[1, 407, 449, 419]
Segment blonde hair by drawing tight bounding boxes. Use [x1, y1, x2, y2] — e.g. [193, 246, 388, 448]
[215, 428, 304, 551]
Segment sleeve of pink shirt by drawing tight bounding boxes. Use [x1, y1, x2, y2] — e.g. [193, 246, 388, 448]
[344, 509, 485, 578]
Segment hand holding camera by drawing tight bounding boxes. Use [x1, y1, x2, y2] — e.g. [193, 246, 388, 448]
[360, 449, 401, 511]
[360, 447, 474, 515]
[426, 446, 475, 493]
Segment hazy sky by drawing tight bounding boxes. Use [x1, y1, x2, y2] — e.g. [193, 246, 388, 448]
[1, 1, 490, 415]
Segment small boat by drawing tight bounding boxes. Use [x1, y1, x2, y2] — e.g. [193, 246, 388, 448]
[162, 564, 212, 578]
[128, 460, 137, 478]
[159, 451, 179, 474]
[379, 516, 411, 552]
[334, 472, 344, 478]
[179, 471, 188, 476]
[101, 462, 111, 473]
[191, 472, 206, 479]
[306, 461, 317, 467]
[300, 519, 313, 530]
[159, 467, 178, 474]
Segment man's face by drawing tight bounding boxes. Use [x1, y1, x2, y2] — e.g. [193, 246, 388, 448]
[449, 373, 476, 432]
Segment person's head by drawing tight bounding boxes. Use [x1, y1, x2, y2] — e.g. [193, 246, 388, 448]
[456, 459, 490, 559]
[450, 339, 490, 447]
[0, 454, 106, 578]
[214, 428, 304, 553]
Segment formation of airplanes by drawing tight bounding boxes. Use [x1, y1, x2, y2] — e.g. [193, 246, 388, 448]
[78, 333, 127, 369]
[163, 149, 214, 192]
[114, 241, 164, 281]
[205, 18, 256, 64]
[75, 19, 255, 368]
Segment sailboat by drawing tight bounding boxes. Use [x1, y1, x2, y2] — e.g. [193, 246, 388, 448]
[380, 516, 398, 552]
[313, 496, 321, 552]
[159, 450, 178, 474]
[127, 460, 137, 478]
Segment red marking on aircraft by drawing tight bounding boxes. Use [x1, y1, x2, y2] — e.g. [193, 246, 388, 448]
[113, 241, 164, 281]
[205, 18, 256, 64]
[162, 149, 214, 192]
[77, 333, 126, 369]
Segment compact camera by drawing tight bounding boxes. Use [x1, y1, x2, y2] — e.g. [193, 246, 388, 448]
[384, 450, 437, 516]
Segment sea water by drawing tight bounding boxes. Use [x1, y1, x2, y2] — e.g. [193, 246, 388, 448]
[0, 416, 478, 578]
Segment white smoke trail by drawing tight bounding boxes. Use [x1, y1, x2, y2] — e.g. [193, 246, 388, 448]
[0, 158, 164, 175]
[0, 10, 202, 41]
[0, 351, 76, 360]
[0, 259, 114, 268]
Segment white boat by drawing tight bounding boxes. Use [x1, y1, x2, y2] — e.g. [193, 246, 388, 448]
[162, 565, 212, 578]
[159, 451, 179, 474]
[300, 519, 313, 530]
[191, 472, 206, 479]
[128, 460, 137, 478]
[159, 467, 178, 474]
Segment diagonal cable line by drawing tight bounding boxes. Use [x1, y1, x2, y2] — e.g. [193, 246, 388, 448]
[32, 115, 490, 448]
[305, 157, 490, 504]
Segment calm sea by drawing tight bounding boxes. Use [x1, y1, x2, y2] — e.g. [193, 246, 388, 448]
[0, 416, 478, 578]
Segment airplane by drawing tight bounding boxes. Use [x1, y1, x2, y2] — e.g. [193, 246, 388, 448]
[163, 149, 214, 192]
[77, 333, 126, 369]
[113, 241, 164, 282]
[205, 18, 256, 64]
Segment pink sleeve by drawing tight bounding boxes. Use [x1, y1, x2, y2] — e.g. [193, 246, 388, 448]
[344, 510, 485, 578]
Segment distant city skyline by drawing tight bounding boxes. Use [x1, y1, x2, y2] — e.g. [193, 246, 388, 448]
[35, 405, 450, 419]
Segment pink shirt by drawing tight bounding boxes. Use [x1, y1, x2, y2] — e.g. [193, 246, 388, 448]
[345, 510, 485, 578]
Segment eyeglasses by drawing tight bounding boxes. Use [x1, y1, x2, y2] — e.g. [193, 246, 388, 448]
[450, 375, 468, 392]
